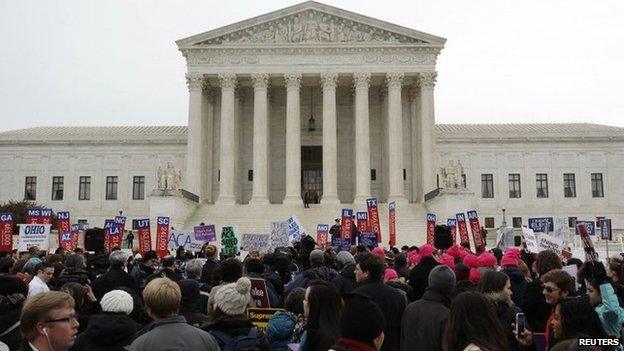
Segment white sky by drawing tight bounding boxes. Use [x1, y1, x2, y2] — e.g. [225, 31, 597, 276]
[1, 0, 623, 132]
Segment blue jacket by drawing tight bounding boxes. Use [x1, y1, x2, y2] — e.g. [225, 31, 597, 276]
[266, 311, 296, 351]
[595, 283, 624, 337]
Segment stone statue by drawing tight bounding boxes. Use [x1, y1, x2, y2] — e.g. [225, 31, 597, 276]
[156, 162, 182, 190]
[441, 160, 465, 190]
[290, 15, 304, 42]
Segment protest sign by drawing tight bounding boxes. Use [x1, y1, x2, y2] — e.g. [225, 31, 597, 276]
[241, 233, 270, 252]
[221, 226, 239, 255]
[68, 224, 80, 251]
[156, 217, 170, 257]
[56, 211, 71, 250]
[528, 218, 554, 234]
[114, 216, 127, 232]
[389, 202, 397, 247]
[26, 208, 52, 224]
[136, 219, 152, 254]
[467, 210, 485, 252]
[575, 220, 595, 236]
[358, 232, 378, 248]
[366, 198, 382, 242]
[331, 236, 351, 252]
[287, 216, 305, 242]
[456, 213, 470, 249]
[340, 209, 354, 240]
[248, 308, 284, 331]
[521, 227, 540, 253]
[600, 219, 612, 241]
[553, 217, 569, 241]
[356, 212, 369, 232]
[426, 213, 436, 245]
[169, 230, 192, 251]
[18, 224, 51, 251]
[447, 218, 457, 245]
[538, 233, 563, 255]
[316, 224, 329, 248]
[105, 224, 123, 252]
[270, 222, 289, 250]
[577, 222, 599, 263]
[249, 278, 271, 308]
[1, 213, 14, 252]
[194, 225, 216, 242]
[103, 220, 115, 252]
[495, 227, 515, 250]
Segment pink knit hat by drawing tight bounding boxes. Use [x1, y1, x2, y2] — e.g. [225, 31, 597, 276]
[504, 247, 521, 258]
[419, 244, 437, 258]
[438, 253, 456, 271]
[500, 255, 519, 267]
[462, 253, 479, 268]
[469, 267, 480, 284]
[383, 268, 398, 283]
[407, 251, 421, 265]
[372, 247, 386, 259]
[477, 252, 497, 268]
[445, 245, 463, 259]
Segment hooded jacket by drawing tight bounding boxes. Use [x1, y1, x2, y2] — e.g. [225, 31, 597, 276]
[483, 291, 526, 351]
[266, 311, 297, 351]
[594, 283, 624, 337]
[202, 315, 271, 351]
[408, 256, 440, 300]
[501, 266, 527, 307]
[332, 263, 358, 295]
[285, 265, 339, 295]
[72, 313, 141, 351]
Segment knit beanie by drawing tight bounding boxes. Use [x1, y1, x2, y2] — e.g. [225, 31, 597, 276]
[445, 245, 463, 260]
[383, 268, 398, 283]
[101, 290, 134, 315]
[469, 267, 480, 284]
[341, 294, 386, 346]
[337, 251, 355, 267]
[438, 254, 456, 272]
[419, 244, 436, 258]
[462, 253, 479, 269]
[214, 277, 252, 315]
[501, 255, 519, 267]
[428, 265, 456, 295]
[455, 262, 470, 281]
[372, 247, 386, 259]
[477, 252, 498, 268]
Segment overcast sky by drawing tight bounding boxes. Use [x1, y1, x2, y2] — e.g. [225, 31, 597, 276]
[1, 0, 623, 132]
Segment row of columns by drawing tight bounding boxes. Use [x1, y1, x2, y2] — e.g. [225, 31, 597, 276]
[185, 71, 437, 205]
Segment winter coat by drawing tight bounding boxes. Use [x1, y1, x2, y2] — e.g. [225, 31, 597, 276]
[408, 256, 440, 300]
[146, 268, 183, 285]
[201, 315, 271, 351]
[331, 338, 378, 351]
[484, 291, 525, 351]
[130, 315, 219, 351]
[54, 267, 91, 290]
[353, 280, 406, 351]
[521, 280, 551, 333]
[0, 309, 22, 351]
[501, 266, 527, 307]
[129, 264, 155, 291]
[266, 311, 297, 351]
[332, 263, 358, 295]
[386, 280, 415, 303]
[92, 267, 138, 300]
[285, 265, 339, 295]
[594, 283, 624, 337]
[246, 272, 282, 308]
[395, 266, 411, 281]
[72, 313, 141, 351]
[201, 259, 219, 286]
[400, 288, 451, 351]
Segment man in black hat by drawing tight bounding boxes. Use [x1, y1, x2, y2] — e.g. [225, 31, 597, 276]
[331, 293, 386, 350]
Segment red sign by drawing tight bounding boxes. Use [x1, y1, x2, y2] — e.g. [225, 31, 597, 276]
[105, 221, 123, 252]
[136, 219, 152, 254]
[26, 208, 52, 224]
[356, 212, 369, 232]
[366, 198, 382, 243]
[249, 278, 271, 308]
[447, 218, 457, 246]
[316, 224, 329, 248]
[389, 202, 397, 247]
[467, 210, 485, 253]
[68, 224, 80, 251]
[56, 211, 71, 250]
[341, 209, 354, 240]
[0, 213, 14, 252]
[426, 213, 436, 245]
[156, 217, 170, 258]
[456, 213, 470, 250]
[577, 223, 599, 263]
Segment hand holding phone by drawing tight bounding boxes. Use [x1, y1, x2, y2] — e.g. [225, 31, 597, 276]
[515, 313, 526, 335]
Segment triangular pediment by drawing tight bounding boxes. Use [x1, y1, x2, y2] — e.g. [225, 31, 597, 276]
[177, 1, 446, 47]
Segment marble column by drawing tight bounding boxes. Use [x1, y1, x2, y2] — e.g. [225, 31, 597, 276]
[215, 73, 237, 205]
[386, 72, 407, 203]
[250, 73, 270, 204]
[418, 72, 438, 200]
[320, 72, 340, 204]
[184, 73, 205, 200]
[201, 83, 215, 203]
[283, 73, 302, 205]
[409, 86, 422, 203]
[353, 72, 372, 203]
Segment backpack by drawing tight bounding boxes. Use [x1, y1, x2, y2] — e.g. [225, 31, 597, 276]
[209, 328, 263, 351]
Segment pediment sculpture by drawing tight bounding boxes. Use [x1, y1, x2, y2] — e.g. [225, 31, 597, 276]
[156, 162, 182, 191]
[440, 160, 466, 190]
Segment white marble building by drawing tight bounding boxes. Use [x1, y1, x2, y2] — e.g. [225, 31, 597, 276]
[1, 2, 623, 245]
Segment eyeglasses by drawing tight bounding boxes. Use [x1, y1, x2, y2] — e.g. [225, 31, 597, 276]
[543, 286, 560, 293]
[44, 313, 79, 324]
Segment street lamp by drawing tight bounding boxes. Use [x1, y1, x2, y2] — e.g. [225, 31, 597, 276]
[501, 208, 507, 227]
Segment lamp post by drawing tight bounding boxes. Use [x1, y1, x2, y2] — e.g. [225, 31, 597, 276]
[501, 208, 507, 227]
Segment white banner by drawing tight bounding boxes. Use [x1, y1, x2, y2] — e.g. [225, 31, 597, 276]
[538, 233, 564, 255]
[168, 230, 208, 253]
[270, 221, 289, 250]
[240, 233, 270, 252]
[496, 226, 515, 250]
[18, 224, 51, 251]
[521, 227, 539, 253]
[553, 217, 569, 242]
[287, 216, 306, 242]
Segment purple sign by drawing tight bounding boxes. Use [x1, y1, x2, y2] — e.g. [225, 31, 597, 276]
[194, 225, 216, 242]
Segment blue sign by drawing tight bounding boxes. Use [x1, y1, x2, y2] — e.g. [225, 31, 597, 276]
[600, 219, 612, 241]
[467, 210, 479, 221]
[331, 236, 351, 252]
[358, 232, 378, 248]
[575, 220, 596, 236]
[447, 218, 457, 227]
[528, 217, 554, 233]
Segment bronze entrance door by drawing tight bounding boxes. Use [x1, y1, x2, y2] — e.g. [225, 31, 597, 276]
[302, 146, 322, 204]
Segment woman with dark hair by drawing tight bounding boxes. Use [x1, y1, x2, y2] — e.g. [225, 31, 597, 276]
[60, 281, 100, 333]
[478, 270, 525, 351]
[300, 280, 341, 351]
[443, 291, 508, 351]
[552, 298, 608, 347]
[207, 258, 246, 316]
[606, 258, 624, 304]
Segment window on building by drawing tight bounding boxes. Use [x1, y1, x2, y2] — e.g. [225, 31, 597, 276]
[481, 174, 494, 198]
[508, 173, 521, 198]
[248, 170, 253, 182]
[79, 176, 91, 200]
[484, 217, 495, 228]
[596, 216, 605, 228]
[591, 173, 604, 198]
[462, 174, 467, 188]
[568, 217, 577, 228]
[371, 169, 377, 181]
[24, 176, 37, 200]
[512, 217, 523, 228]
[563, 173, 576, 198]
[51, 176, 64, 200]
[536, 173, 549, 198]
[436, 174, 439, 188]
[403, 169, 406, 181]
[133, 176, 145, 200]
[106, 176, 118, 200]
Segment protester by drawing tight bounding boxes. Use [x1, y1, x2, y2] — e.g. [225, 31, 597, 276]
[72, 289, 140, 351]
[332, 251, 357, 295]
[92, 250, 137, 300]
[201, 244, 219, 287]
[177, 279, 209, 327]
[331, 293, 386, 351]
[586, 262, 624, 337]
[245, 257, 282, 307]
[19, 291, 79, 351]
[27, 262, 54, 298]
[354, 252, 406, 351]
[401, 265, 456, 351]
[443, 291, 508, 351]
[54, 253, 90, 289]
[383, 268, 414, 302]
[129, 250, 158, 291]
[266, 287, 307, 350]
[146, 255, 182, 283]
[408, 244, 439, 300]
[59, 282, 99, 334]
[300, 280, 342, 351]
[207, 258, 247, 315]
[521, 250, 562, 333]
[129, 277, 219, 351]
[285, 249, 339, 295]
[500, 251, 527, 306]
[393, 254, 410, 281]
[0, 275, 27, 350]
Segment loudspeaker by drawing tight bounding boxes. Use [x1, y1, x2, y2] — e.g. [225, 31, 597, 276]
[84, 228, 105, 252]
[434, 225, 453, 250]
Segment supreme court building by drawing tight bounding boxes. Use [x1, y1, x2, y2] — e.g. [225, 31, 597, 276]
[1, 1, 623, 245]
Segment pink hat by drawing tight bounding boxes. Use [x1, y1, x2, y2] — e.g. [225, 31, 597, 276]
[445, 245, 463, 259]
[372, 247, 386, 259]
[419, 244, 437, 258]
[407, 251, 421, 265]
[477, 252, 498, 268]
[469, 268, 480, 284]
[438, 254, 456, 271]
[383, 268, 398, 283]
[504, 248, 521, 258]
[500, 255, 519, 267]
[462, 253, 479, 269]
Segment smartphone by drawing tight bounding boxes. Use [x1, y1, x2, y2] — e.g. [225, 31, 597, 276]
[516, 313, 526, 335]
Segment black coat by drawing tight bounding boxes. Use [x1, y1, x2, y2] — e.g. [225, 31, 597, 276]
[201, 259, 219, 286]
[201, 315, 271, 351]
[332, 263, 358, 295]
[0, 308, 22, 351]
[92, 267, 138, 300]
[408, 256, 440, 300]
[71, 313, 141, 351]
[400, 288, 451, 351]
[502, 266, 527, 307]
[486, 293, 526, 351]
[353, 280, 406, 351]
[520, 280, 551, 333]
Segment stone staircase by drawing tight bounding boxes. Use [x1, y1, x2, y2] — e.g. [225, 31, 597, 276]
[183, 202, 429, 247]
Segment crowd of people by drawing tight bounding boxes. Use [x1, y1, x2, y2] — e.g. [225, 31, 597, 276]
[1, 225, 623, 351]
